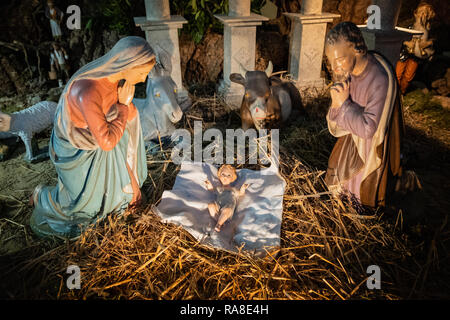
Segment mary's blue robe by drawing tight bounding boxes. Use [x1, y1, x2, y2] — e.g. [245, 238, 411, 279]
[31, 78, 147, 238]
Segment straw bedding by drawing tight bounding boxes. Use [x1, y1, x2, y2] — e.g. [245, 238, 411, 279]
[0, 92, 421, 299]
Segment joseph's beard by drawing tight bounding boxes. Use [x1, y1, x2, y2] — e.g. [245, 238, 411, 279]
[332, 71, 350, 84]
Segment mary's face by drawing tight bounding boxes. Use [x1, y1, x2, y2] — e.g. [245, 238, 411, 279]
[124, 60, 156, 85]
[325, 40, 357, 82]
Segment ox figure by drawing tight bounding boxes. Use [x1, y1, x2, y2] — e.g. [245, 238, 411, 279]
[230, 61, 303, 130]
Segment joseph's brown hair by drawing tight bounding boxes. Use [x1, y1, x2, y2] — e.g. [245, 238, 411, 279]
[326, 21, 368, 54]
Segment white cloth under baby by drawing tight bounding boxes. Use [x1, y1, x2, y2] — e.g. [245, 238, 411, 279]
[153, 161, 286, 255]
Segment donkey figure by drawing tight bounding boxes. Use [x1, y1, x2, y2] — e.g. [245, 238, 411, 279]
[133, 54, 183, 145]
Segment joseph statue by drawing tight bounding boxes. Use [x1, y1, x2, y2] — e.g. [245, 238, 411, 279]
[324, 22, 405, 208]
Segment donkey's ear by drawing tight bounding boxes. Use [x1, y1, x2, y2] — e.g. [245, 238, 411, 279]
[268, 75, 282, 86]
[230, 73, 245, 86]
[157, 48, 172, 76]
[149, 63, 164, 78]
[169, 77, 177, 89]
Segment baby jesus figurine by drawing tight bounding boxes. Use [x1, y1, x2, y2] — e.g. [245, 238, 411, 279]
[205, 164, 249, 232]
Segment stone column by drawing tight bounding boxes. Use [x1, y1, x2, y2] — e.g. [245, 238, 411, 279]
[359, 0, 422, 67]
[283, 0, 340, 91]
[215, 0, 269, 109]
[134, 0, 190, 109]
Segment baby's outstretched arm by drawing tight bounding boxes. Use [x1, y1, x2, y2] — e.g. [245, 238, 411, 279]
[239, 183, 250, 197]
[204, 179, 215, 192]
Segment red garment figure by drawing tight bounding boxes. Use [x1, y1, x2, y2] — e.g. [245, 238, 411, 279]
[395, 2, 435, 94]
[67, 78, 141, 203]
[396, 58, 419, 95]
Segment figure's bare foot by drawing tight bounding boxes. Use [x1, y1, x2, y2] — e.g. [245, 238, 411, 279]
[214, 208, 234, 232]
[128, 195, 144, 212]
[29, 184, 43, 207]
[217, 208, 233, 228]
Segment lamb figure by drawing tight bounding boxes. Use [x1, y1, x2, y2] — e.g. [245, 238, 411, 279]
[0, 101, 58, 162]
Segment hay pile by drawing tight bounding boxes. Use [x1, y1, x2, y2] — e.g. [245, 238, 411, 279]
[1, 94, 415, 299]
[54, 158, 409, 300]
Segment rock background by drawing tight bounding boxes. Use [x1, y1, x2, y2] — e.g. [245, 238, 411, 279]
[0, 0, 448, 102]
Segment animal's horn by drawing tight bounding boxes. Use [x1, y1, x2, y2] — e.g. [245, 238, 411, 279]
[239, 62, 248, 77]
[265, 61, 273, 77]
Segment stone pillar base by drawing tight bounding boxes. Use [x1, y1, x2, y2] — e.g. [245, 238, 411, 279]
[294, 78, 329, 101]
[296, 78, 326, 89]
[217, 79, 244, 110]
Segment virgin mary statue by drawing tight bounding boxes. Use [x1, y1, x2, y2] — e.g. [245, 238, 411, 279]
[30, 36, 156, 238]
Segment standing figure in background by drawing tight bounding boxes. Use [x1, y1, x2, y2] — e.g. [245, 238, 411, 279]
[29, 37, 156, 238]
[50, 42, 70, 86]
[396, 2, 436, 94]
[45, 0, 64, 41]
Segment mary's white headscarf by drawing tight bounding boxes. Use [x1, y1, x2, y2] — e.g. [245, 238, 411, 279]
[54, 36, 156, 150]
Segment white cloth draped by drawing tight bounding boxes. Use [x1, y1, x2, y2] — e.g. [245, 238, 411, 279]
[154, 161, 286, 256]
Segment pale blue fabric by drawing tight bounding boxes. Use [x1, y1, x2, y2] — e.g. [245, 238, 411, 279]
[31, 37, 154, 238]
[31, 116, 147, 238]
